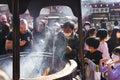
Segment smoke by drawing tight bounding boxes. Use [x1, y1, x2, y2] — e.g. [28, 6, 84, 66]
[19, 23, 57, 78]
[20, 54, 44, 78]
[0, 17, 69, 79]
[0, 53, 53, 79]
[3, 2, 120, 79]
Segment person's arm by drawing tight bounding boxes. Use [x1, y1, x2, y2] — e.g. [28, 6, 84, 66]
[5, 39, 12, 49]
[84, 58, 96, 71]
[99, 59, 108, 72]
[88, 59, 96, 71]
[108, 60, 120, 79]
[114, 60, 120, 64]
[107, 65, 120, 80]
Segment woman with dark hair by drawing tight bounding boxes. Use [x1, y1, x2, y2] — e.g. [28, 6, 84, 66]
[97, 29, 110, 80]
[97, 29, 110, 59]
[107, 29, 120, 57]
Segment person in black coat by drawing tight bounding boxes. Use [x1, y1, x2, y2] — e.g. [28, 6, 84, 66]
[54, 21, 80, 72]
[0, 14, 10, 55]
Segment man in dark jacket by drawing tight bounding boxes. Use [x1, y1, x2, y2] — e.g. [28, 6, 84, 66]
[0, 14, 10, 55]
[54, 21, 80, 72]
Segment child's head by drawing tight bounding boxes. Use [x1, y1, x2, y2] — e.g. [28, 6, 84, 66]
[96, 29, 107, 41]
[112, 46, 120, 61]
[86, 37, 100, 49]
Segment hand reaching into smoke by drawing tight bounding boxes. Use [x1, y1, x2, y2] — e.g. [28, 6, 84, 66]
[20, 40, 26, 46]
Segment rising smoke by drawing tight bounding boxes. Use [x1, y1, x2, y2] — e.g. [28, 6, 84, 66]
[1, 16, 66, 79]
[1, 0, 120, 79]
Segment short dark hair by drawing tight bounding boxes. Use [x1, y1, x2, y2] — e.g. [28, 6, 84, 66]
[96, 29, 107, 41]
[62, 21, 74, 30]
[86, 37, 100, 49]
[85, 27, 96, 39]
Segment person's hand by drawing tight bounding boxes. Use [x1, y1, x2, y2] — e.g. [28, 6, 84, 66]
[66, 45, 72, 53]
[114, 60, 120, 64]
[20, 40, 26, 46]
[107, 63, 112, 70]
[100, 58, 109, 66]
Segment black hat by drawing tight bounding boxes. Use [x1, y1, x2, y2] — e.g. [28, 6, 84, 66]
[62, 21, 74, 30]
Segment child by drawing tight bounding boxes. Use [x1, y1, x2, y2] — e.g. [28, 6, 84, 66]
[100, 46, 120, 80]
[84, 27, 96, 51]
[84, 37, 102, 80]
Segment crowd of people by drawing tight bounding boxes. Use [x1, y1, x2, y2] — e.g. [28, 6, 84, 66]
[0, 12, 120, 80]
[83, 21, 120, 80]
